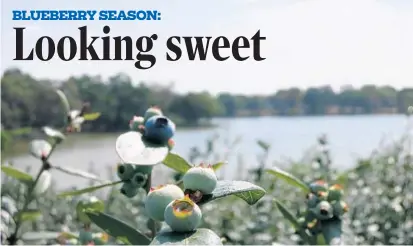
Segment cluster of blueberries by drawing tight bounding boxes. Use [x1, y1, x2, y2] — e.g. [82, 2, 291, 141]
[116, 106, 221, 233]
[299, 181, 349, 234]
[145, 164, 218, 233]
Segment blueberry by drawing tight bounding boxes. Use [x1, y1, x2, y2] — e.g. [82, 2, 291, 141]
[143, 116, 176, 145]
[145, 184, 184, 221]
[183, 164, 217, 194]
[164, 195, 202, 232]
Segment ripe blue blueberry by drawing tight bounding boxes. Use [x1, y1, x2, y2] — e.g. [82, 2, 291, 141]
[143, 116, 176, 145]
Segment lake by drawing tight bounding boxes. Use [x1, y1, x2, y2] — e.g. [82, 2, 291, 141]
[5, 115, 411, 190]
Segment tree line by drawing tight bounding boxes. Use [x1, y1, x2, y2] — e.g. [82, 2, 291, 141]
[1, 68, 413, 133]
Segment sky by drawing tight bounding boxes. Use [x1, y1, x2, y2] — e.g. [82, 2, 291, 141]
[1, 0, 413, 95]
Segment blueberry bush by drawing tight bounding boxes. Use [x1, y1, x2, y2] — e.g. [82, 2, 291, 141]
[1, 90, 412, 245]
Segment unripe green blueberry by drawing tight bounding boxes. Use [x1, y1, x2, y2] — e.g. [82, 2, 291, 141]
[183, 164, 217, 194]
[145, 184, 185, 221]
[135, 165, 153, 175]
[144, 106, 163, 123]
[117, 163, 135, 181]
[78, 229, 93, 245]
[131, 173, 148, 188]
[313, 201, 334, 220]
[129, 116, 145, 131]
[120, 182, 140, 198]
[327, 184, 344, 202]
[332, 200, 349, 218]
[164, 195, 202, 232]
[306, 193, 319, 208]
[309, 180, 328, 193]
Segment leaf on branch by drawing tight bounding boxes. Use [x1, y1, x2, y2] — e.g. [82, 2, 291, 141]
[266, 166, 310, 193]
[56, 89, 71, 114]
[1, 165, 33, 183]
[86, 211, 150, 245]
[83, 112, 101, 121]
[162, 152, 192, 173]
[15, 209, 42, 222]
[212, 161, 226, 171]
[274, 199, 314, 244]
[198, 180, 266, 206]
[57, 181, 122, 198]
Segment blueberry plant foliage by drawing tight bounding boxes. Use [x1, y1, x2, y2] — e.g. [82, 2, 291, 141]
[56, 105, 266, 245]
[265, 135, 349, 245]
[1, 90, 105, 245]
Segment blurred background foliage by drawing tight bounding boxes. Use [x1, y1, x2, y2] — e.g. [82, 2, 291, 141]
[1, 130, 412, 245]
[2, 68, 413, 134]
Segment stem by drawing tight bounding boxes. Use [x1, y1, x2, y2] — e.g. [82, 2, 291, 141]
[9, 140, 60, 244]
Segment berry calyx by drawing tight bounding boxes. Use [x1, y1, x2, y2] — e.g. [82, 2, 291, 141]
[145, 184, 184, 221]
[164, 195, 202, 232]
[183, 164, 217, 195]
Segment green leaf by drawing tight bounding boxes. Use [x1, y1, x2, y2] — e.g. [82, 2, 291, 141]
[56, 89, 71, 114]
[15, 209, 42, 222]
[83, 112, 101, 121]
[116, 131, 169, 165]
[76, 197, 105, 223]
[321, 219, 342, 245]
[274, 199, 314, 244]
[257, 139, 270, 151]
[86, 211, 150, 245]
[198, 180, 266, 205]
[273, 199, 300, 229]
[1, 165, 33, 183]
[42, 126, 65, 141]
[266, 166, 310, 193]
[162, 152, 192, 173]
[150, 228, 222, 245]
[212, 161, 226, 171]
[60, 232, 79, 240]
[57, 181, 122, 198]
